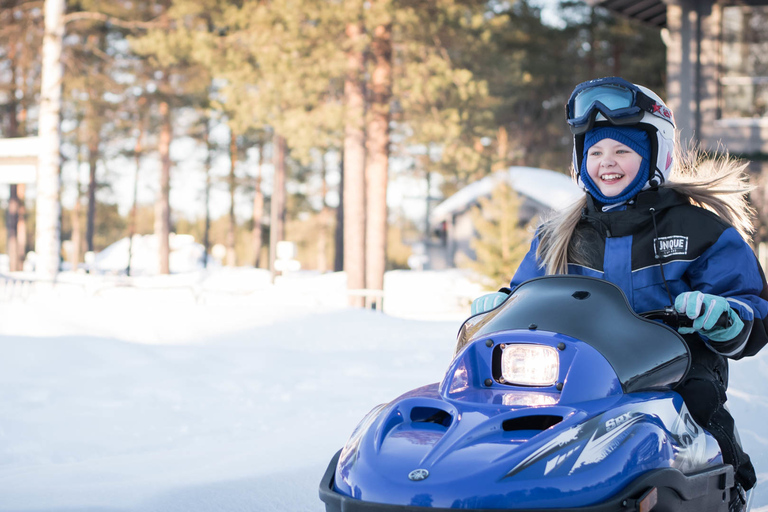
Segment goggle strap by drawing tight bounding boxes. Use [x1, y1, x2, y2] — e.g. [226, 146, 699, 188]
[634, 91, 656, 115]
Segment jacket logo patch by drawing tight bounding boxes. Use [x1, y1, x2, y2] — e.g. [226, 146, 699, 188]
[654, 235, 688, 258]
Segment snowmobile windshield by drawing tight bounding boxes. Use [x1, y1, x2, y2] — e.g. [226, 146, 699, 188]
[457, 275, 690, 393]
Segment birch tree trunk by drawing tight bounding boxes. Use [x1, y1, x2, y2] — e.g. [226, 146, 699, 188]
[35, 0, 65, 280]
[343, 9, 367, 307]
[364, 15, 392, 309]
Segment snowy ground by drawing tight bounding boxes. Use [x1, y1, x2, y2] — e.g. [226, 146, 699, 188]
[0, 268, 766, 512]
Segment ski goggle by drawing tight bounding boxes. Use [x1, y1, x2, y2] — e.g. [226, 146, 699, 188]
[566, 77, 664, 135]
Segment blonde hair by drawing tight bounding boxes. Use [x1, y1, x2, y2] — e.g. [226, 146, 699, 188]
[536, 145, 756, 275]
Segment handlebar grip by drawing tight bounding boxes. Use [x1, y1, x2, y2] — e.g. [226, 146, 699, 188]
[677, 311, 732, 329]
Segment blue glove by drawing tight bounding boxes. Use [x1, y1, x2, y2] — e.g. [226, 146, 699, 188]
[471, 292, 508, 315]
[674, 291, 744, 342]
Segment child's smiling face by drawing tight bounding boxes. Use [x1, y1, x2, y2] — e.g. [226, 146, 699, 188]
[585, 138, 643, 197]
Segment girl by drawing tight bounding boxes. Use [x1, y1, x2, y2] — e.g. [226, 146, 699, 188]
[472, 77, 768, 511]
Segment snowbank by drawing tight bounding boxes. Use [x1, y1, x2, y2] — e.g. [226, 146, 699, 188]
[93, 233, 209, 275]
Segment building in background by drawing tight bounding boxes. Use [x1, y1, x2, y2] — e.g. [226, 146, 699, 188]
[427, 167, 582, 269]
[586, 0, 768, 155]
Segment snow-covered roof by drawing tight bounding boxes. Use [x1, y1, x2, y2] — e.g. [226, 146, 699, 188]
[430, 166, 583, 225]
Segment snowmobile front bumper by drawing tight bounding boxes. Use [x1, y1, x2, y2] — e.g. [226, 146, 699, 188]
[319, 450, 736, 512]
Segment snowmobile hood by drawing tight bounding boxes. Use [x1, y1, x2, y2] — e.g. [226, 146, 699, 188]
[322, 276, 720, 511]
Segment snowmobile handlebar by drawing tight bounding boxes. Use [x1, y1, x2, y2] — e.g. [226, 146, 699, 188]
[641, 306, 732, 330]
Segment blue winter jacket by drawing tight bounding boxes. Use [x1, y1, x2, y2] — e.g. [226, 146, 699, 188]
[510, 188, 768, 360]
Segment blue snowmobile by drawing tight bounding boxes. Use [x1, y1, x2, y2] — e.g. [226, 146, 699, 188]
[319, 275, 755, 511]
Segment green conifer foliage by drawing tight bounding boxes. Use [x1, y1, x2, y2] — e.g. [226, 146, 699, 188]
[460, 182, 534, 287]
[393, 1, 496, 189]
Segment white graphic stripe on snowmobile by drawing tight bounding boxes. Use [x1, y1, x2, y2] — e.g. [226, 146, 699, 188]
[503, 416, 605, 478]
[569, 414, 644, 474]
[503, 422, 589, 478]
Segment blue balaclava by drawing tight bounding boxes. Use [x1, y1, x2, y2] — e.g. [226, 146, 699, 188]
[580, 126, 651, 204]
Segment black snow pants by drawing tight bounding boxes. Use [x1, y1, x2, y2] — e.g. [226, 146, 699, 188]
[674, 335, 757, 491]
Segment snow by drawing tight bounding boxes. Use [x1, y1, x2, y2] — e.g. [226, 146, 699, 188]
[0, 268, 766, 512]
[92, 233, 209, 275]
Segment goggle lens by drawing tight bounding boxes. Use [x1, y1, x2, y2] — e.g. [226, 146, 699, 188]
[571, 84, 635, 119]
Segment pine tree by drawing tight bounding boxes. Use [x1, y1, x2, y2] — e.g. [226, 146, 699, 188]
[364, 0, 393, 306]
[211, 1, 348, 281]
[192, 0, 493, 301]
[58, 0, 164, 270]
[460, 182, 534, 287]
[343, 0, 366, 305]
[128, 0, 215, 274]
[392, 0, 496, 193]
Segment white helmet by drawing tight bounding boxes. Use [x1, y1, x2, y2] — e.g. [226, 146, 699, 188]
[566, 77, 676, 187]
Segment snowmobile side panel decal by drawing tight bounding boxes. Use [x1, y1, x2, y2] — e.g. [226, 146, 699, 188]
[569, 414, 644, 473]
[503, 399, 714, 482]
[544, 446, 580, 476]
[503, 415, 602, 478]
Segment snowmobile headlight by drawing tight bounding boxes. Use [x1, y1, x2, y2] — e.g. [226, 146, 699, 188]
[500, 344, 559, 387]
